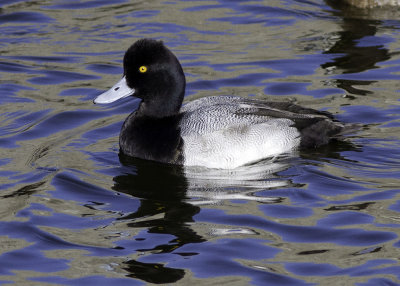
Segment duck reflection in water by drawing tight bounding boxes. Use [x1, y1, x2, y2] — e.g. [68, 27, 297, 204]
[110, 134, 360, 284]
[113, 154, 199, 283]
[111, 153, 293, 283]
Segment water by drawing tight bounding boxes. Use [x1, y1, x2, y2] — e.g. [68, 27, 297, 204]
[1, 0, 400, 285]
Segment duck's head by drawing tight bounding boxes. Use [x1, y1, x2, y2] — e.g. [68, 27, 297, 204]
[94, 39, 186, 118]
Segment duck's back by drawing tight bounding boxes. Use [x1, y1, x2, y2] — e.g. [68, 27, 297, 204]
[180, 96, 266, 136]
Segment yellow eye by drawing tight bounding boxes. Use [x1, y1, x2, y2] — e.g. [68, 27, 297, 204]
[139, 66, 147, 73]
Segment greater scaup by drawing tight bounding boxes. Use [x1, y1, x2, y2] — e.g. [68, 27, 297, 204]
[94, 39, 356, 169]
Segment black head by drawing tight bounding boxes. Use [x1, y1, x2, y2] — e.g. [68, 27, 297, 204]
[94, 39, 186, 117]
[123, 39, 186, 117]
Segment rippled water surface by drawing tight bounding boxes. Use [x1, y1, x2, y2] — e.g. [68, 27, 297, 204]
[1, 0, 400, 285]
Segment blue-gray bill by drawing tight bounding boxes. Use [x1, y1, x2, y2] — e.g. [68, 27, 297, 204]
[93, 76, 134, 104]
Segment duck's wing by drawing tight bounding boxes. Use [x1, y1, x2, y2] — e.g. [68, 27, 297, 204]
[180, 103, 260, 136]
[252, 101, 334, 119]
[180, 96, 332, 136]
[228, 95, 333, 119]
[182, 96, 333, 119]
[233, 98, 354, 147]
[233, 100, 329, 131]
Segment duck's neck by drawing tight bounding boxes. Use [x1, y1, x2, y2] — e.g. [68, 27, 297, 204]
[120, 103, 184, 164]
[137, 96, 181, 118]
[137, 73, 185, 119]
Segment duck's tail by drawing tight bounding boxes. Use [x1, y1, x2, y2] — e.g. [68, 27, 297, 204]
[300, 120, 361, 149]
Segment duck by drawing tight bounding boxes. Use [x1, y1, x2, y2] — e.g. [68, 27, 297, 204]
[94, 38, 355, 169]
